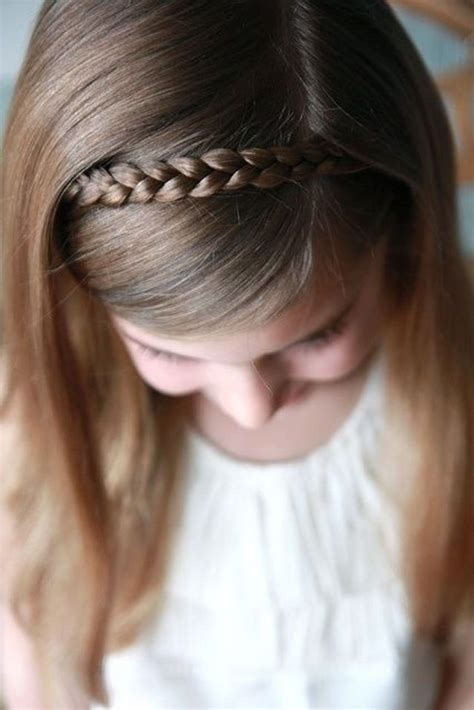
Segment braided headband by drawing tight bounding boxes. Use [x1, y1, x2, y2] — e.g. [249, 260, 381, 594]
[63, 140, 368, 208]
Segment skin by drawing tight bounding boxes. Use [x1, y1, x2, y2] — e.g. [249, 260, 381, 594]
[111, 237, 392, 462]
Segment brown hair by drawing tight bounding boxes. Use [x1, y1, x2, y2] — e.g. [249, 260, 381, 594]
[1, 0, 473, 705]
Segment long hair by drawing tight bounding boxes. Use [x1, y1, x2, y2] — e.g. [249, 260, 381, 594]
[1, 0, 473, 705]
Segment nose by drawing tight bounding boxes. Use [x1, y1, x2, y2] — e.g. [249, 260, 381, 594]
[211, 361, 288, 429]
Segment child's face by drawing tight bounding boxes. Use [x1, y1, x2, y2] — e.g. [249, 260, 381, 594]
[111, 239, 389, 430]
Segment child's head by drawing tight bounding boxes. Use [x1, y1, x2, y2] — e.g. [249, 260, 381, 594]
[5, 0, 438, 406]
[0, 3, 455, 373]
[58, 134, 401, 429]
[1, 0, 473, 706]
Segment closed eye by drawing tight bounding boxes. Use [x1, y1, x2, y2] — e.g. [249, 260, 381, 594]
[126, 311, 351, 364]
[298, 313, 349, 349]
[132, 342, 188, 363]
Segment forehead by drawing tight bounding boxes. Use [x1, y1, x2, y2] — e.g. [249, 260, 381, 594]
[112, 242, 382, 364]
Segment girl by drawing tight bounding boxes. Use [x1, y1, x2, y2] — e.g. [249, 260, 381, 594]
[1, 1, 473, 708]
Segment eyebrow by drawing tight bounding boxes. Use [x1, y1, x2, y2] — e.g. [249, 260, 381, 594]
[118, 295, 358, 362]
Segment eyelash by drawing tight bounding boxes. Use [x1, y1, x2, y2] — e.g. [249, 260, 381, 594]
[133, 314, 350, 364]
[300, 314, 349, 349]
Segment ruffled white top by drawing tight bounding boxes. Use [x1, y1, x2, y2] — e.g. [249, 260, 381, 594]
[92, 347, 445, 709]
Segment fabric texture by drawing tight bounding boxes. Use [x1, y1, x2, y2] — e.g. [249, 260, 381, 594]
[92, 347, 445, 709]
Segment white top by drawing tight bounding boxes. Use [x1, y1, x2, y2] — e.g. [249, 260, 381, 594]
[91, 347, 445, 709]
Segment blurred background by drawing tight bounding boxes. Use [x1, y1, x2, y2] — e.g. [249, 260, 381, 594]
[0, 0, 473, 256]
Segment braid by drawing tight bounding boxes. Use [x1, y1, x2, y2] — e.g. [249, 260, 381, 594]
[63, 139, 367, 208]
